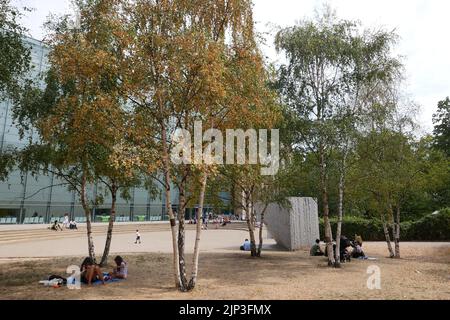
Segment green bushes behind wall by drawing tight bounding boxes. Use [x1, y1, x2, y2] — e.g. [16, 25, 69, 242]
[319, 209, 450, 241]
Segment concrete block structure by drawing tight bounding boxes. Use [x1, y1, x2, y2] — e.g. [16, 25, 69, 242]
[262, 197, 319, 251]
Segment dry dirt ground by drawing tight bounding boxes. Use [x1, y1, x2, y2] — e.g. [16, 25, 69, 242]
[0, 242, 449, 300]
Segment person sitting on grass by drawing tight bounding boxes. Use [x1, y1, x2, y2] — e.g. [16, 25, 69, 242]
[50, 220, 63, 231]
[80, 257, 105, 286]
[339, 236, 353, 262]
[240, 239, 251, 251]
[69, 220, 78, 230]
[222, 217, 229, 227]
[310, 239, 324, 256]
[351, 235, 366, 259]
[109, 256, 128, 280]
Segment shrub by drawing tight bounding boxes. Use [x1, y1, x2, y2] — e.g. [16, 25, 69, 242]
[319, 209, 450, 241]
[406, 208, 450, 241]
[319, 216, 385, 241]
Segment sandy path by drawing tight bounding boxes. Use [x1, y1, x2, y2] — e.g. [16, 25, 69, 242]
[0, 229, 277, 258]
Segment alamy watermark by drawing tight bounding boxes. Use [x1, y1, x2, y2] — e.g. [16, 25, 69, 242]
[66, 265, 82, 290]
[171, 121, 280, 176]
[366, 265, 381, 290]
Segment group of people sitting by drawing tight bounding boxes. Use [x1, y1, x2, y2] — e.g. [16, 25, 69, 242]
[80, 256, 128, 285]
[219, 216, 231, 227]
[310, 235, 366, 262]
[62, 214, 78, 230]
[49, 219, 77, 231]
[188, 215, 233, 229]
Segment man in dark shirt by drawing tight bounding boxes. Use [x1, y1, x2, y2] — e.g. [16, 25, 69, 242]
[310, 239, 325, 256]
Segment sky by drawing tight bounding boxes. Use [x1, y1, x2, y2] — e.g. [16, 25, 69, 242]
[12, 0, 450, 134]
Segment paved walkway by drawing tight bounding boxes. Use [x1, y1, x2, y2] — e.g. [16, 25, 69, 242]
[0, 227, 276, 258]
[0, 221, 168, 231]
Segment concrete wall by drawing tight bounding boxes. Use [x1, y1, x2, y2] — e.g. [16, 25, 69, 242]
[261, 197, 319, 251]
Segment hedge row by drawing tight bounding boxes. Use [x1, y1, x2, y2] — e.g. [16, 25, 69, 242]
[319, 208, 450, 241]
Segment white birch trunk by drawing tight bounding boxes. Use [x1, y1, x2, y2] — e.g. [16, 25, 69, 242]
[188, 172, 208, 290]
[335, 170, 345, 267]
[161, 123, 181, 289]
[80, 172, 96, 262]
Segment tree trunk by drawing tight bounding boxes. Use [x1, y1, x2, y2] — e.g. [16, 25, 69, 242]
[100, 183, 117, 267]
[177, 176, 188, 291]
[257, 206, 268, 257]
[394, 205, 401, 259]
[188, 172, 208, 291]
[381, 215, 395, 258]
[320, 151, 335, 266]
[245, 197, 257, 257]
[80, 172, 96, 262]
[335, 170, 345, 268]
[161, 122, 181, 289]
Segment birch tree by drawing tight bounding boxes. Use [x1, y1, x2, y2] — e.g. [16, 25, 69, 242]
[275, 7, 401, 266]
[13, 0, 139, 263]
[119, 0, 275, 291]
[350, 127, 423, 258]
[220, 164, 289, 257]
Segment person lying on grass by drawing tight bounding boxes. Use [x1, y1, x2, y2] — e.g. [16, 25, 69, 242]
[80, 257, 105, 285]
[109, 256, 128, 280]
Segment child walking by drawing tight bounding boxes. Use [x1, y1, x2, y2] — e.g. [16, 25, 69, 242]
[135, 230, 141, 244]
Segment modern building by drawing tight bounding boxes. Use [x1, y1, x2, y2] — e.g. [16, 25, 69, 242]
[0, 37, 232, 225]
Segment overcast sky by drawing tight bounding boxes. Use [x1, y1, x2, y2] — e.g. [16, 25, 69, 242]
[12, 0, 450, 133]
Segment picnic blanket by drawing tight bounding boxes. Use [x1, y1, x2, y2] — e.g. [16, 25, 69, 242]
[91, 273, 125, 285]
[356, 256, 378, 261]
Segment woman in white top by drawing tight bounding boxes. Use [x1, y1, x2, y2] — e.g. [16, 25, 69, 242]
[63, 214, 70, 229]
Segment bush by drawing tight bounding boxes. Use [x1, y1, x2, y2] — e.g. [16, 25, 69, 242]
[319, 216, 384, 241]
[319, 209, 450, 241]
[405, 208, 450, 241]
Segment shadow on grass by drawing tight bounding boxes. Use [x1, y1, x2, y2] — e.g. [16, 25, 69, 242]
[0, 248, 392, 299]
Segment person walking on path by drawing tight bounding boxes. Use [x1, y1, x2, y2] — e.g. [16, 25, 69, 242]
[135, 230, 141, 244]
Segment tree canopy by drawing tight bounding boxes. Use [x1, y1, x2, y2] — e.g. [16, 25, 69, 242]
[0, 0, 31, 100]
